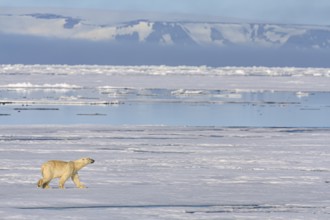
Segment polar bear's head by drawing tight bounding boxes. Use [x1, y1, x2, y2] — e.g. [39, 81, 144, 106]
[77, 157, 95, 164]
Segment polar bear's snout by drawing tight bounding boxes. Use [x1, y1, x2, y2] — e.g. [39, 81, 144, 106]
[83, 157, 95, 164]
[86, 158, 95, 164]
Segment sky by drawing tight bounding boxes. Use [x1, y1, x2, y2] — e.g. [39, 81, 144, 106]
[1, 0, 330, 67]
[0, 0, 329, 25]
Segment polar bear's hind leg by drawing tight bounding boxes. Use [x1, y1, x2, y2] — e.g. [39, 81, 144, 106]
[38, 177, 52, 189]
[37, 163, 54, 189]
[37, 179, 43, 188]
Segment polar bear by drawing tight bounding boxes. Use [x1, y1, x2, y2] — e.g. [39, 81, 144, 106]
[37, 158, 95, 189]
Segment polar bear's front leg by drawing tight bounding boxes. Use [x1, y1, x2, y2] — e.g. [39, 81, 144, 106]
[71, 173, 86, 189]
[59, 173, 71, 189]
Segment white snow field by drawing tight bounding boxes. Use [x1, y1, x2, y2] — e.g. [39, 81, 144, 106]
[1, 126, 330, 219]
[0, 65, 330, 219]
[0, 125, 330, 219]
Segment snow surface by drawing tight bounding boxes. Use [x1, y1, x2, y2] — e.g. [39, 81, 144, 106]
[1, 65, 330, 92]
[0, 65, 330, 219]
[1, 126, 330, 219]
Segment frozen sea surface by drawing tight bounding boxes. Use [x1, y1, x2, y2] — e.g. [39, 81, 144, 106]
[1, 65, 330, 127]
[1, 126, 330, 219]
[1, 65, 330, 219]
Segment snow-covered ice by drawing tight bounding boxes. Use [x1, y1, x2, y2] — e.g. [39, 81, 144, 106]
[1, 126, 330, 219]
[1, 65, 330, 127]
[0, 65, 330, 219]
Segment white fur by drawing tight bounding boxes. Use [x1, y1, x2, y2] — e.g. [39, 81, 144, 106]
[37, 158, 95, 189]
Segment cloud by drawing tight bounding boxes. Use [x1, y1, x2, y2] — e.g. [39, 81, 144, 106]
[1, 0, 330, 25]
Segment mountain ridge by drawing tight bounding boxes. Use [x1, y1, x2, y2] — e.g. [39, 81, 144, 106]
[1, 12, 330, 50]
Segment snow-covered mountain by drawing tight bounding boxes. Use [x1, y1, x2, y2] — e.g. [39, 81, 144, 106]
[1, 12, 330, 50]
[114, 20, 330, 49]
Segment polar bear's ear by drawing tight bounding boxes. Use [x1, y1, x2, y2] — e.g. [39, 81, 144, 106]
[79, 158, 87, 162]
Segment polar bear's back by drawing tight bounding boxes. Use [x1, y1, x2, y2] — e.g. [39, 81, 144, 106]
[42, 160, 74, 179]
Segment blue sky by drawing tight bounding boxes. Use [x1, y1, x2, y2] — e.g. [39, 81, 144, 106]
[0, 0, 329, 24]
